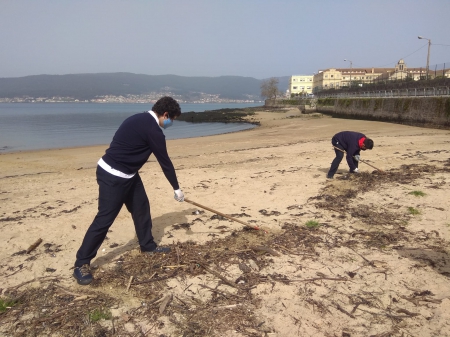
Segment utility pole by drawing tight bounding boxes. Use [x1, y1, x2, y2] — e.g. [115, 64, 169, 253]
[344, 59, 353, 87]
[418, 36, 431, 80]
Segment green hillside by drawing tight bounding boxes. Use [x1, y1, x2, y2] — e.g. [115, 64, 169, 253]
[0, 73, 290, 101]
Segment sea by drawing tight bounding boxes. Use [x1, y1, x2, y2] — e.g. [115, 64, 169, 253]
[0, 102, 262, 153]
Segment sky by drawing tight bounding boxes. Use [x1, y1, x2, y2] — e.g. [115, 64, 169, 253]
[1, 0, 449, 79]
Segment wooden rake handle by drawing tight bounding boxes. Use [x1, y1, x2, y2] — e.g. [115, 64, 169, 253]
[184, 198, 260, 231]
[332, 146, 384, 172]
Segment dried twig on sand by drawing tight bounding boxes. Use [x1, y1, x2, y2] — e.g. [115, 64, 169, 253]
[26, 238, 43, 254]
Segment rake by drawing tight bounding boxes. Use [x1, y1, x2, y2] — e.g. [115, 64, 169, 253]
[184, 198, 262, 231]
[332, 146, 384, 172]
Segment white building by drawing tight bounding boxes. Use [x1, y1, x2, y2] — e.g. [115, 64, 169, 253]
[289, 75, 314, 96]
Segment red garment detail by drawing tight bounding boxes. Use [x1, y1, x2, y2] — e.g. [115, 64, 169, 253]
[359, 137, 366, 149]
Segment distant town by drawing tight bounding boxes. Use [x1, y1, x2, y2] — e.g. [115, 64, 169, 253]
[0, 73, 274, 103]
[3, 59, 448, 104]
[0, 92, 261, 104]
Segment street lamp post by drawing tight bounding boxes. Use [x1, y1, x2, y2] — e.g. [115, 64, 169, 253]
[418, 36, 431, 80]
[344, 59, 353, 87]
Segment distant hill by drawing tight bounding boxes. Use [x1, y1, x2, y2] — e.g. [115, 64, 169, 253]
[0, 73, 291, 101]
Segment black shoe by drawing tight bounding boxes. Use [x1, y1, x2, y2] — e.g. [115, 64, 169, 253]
[143, 246, 171, 255]
[73, 264, 93, 285]
[326, 175, 333, 179]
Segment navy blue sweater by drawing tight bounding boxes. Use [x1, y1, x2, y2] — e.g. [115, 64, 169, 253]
[332, 131, 365, 171]
[102, 112, 179, 190]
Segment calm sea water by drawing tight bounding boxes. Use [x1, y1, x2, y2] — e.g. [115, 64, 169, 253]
[0, 102, 262, 153]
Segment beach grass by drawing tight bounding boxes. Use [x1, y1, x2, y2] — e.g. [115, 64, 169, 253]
[407, 207, 421, 215]
[409, 190, 426, 197]
[0, 297, 17, 313]
[305, 220, 320, 229]
[89, 308, 112, 322]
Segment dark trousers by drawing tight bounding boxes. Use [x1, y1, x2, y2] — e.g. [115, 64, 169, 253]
[327, 137, 358, 177]
[75, 166, 156, 267]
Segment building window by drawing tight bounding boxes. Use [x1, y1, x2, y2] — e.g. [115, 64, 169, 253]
[293, 86, 298, 89]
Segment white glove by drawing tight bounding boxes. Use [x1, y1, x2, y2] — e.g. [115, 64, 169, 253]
[353, 168, 359, 173]
[174, 189, 184, 202]
[354, 155, 360, 162]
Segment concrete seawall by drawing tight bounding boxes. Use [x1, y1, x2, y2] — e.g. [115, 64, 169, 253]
[314, 97, 450, 128]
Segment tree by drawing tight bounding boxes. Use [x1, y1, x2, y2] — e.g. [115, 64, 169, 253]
[260, 77, 281, 99]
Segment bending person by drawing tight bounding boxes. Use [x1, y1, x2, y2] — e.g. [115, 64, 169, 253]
[327, 131, 373, 179]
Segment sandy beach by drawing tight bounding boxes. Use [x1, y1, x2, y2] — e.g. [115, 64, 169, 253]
[1, 108, 450, 336]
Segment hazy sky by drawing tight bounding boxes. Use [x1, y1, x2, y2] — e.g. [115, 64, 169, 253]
[1, 0, 449, 79]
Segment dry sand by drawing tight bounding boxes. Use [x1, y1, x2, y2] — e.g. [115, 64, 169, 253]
[1, 108, 450, 336]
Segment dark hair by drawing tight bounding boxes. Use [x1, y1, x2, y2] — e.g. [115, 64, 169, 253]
[152, 96, 181, 119]
[364, 138, 374, 149]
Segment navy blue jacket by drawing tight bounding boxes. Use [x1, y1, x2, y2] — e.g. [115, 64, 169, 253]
[332, 131, 365, 171]
[102, 112, 179, 190]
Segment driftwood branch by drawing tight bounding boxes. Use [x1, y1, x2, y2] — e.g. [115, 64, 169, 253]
[53, 284, 82, 297]
[251, 246, 280, 256]
[6, 276, 58, 291]
[26, 238, 43, 254]
[396, 308, 420, 317]
[195, 262, 239, 289]
[126, 276, 133, 292]
[289, 276, 348, 283]
[199, 284, 246, 299]
[215, 303, 242, 309]
[132, 271, 177, 285]
[400, 295, 441, 305]
[159, 293, 173, 314]
[272, 243, 316, 256]
[334, 302, 356, 318]
[35, 309, 70, 323]
[349, 247, 375, 267]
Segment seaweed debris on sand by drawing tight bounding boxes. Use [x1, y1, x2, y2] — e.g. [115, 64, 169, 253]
[177, 106, 285, 124]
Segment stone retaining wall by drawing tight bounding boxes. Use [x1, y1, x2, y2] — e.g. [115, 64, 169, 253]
[315, 97, 450, 128]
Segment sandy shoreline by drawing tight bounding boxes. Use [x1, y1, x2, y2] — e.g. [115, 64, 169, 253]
[1, 108, 450, 336]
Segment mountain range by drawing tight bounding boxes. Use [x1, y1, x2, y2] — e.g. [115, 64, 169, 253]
[0, 73, 290, 101]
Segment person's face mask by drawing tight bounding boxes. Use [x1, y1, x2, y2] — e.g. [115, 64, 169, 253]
[163, 117, 173, 129]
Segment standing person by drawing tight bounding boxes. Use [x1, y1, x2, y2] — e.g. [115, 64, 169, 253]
[327, 131, 374, 179]
[73, 96, 185, 285]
